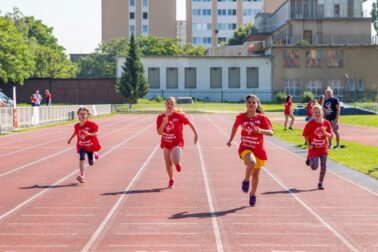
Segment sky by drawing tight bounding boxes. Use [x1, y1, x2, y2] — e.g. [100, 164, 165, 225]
[0, 0, 186, 54]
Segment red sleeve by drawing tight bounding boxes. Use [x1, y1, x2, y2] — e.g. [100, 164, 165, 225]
[74, 123, 79, 135]
[90, 122, 98, 132]
[177, 112, 190, 125]
[261, 115, 273, 130]
[302, 121, 312, 137]
[233, 114, 242, 128]
[156, 114, 163, 130]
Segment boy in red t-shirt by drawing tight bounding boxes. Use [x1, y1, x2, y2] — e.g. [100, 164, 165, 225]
[227, 95, 273, 206]
[303, 104, 333, 190]
[156, 97, 198, 188]
[68, 107, 101, 183]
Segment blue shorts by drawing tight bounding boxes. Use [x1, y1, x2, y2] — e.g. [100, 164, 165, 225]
[79, 148, 93, 161]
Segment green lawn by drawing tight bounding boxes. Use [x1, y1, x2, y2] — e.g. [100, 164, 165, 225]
[272, 122, 378, 180]
[339, 115, 378, 128]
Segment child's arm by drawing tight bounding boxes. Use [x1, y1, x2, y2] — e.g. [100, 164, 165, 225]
[321, 126, 333, 141]
[304, 136, 313, 149]
[255, 127, 273, 136]
[67, 132, 76, 144]
[227, 125, 238, 147]
[157, 115, 168, 135]
[188, 122, 198, 144]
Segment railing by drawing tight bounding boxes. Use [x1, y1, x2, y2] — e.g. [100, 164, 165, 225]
[272, 34, 372, 46]
[0, 104, 112, 134]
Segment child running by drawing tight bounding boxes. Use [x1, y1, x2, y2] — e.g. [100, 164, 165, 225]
[156, 97, 198, 188]
[227, 95, 273, 206]
[302, 104, 333, 190]
[67, 107, 101, 183]
[284, 95, 295, 130]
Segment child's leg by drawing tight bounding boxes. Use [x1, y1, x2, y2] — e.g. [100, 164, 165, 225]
[243, 152, 256, 181]
[251, 168, 261, 195]
[87, 152, 94, 166]
[319, 154, 327, 183]
[289, 114, 295, 128]
[163, 148, 174, 180]
[79, 149, 86, 177]
[284, 115, 288, 129]
[310, 156, 319, 171]
[171, 147, 182, 165]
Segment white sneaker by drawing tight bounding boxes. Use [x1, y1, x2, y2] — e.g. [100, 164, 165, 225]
[76, 176, 85, 183]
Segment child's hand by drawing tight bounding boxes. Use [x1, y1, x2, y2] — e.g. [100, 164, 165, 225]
[82, 130, 90, 136]
[308, 144, 314, 149]
[163, 115, 169, 124]
[67, 139, 71, 144]
[226, 140, 232, 147]
[320, 126, 326, 134]
[254, 127, 261, 134]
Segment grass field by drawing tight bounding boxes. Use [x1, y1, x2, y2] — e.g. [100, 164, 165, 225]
[272, 122, 378, 180]
[339, 115, 378, 128]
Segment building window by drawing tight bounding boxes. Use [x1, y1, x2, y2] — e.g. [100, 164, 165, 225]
[327, 49, 343, 67]
[210, 67, 222, 88]
[143, 12, 148, 19]
[283, 49, 300, 68]
[328, 80, 345, 97]
[143, 25, 148, 34]
[130, 12, 135, 19]
[349, 79, 355, 91]
[334, 4, 340, 17]
[185, 68, 197, 89]
[166, 68, 178, 89]
[143, 0, 148, 7]
[305, 49, 321, 67]
[130, 0, 135, 7]
[129, 25, 135, 34]
[148, 68, 160, 89]
[306, 80, 323, 96]
[228, 67, 240, 88]
[358, 80, 364, 91]
[285, 80, 301, 97]
[246, 67, 258, 88]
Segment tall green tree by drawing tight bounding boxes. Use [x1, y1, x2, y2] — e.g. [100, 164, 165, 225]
[6, 8, 77, 78]
[228, 23, 255, 45]
[115, 33, 148, 105]
[372, 0, 378, 33]
[0, 17, 34, 84]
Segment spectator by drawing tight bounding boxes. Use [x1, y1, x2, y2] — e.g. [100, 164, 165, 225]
[30, 94, 37, 106]
[45, 90, 52, 105]
[323, 88, 341, 149]
[35, 90, 42, 106]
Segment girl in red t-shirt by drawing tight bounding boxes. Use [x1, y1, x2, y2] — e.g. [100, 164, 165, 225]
[156, 97, 198, 188]
[303, 104, 333, 190]
[227, 95, 273, 206]
[67, 107, 101, 183]
[283, 95, 295, 130]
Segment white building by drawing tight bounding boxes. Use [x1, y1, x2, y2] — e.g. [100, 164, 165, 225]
[117, 56, 272, 102]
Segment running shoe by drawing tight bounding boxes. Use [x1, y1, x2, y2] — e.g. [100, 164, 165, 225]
[175, 164, 181, 172]
[242, 180, 250, 193]
[94, 152, 99, 159]
[249, 194, 256, 206]
[318, 182, 324, 190]
[89, 159, 94, 166]
[289, 127, 293, 130]
[168, 179, 175, 188]
[76, 176, 85, 183]
[305, 159, 310, 166]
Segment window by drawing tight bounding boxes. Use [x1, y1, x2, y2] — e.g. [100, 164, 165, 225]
[228, 67, 240, 88]
[328, 80, 345, 97]
[166, 68, 178, 89]
[210, 67, 222, 88]
[285, 80, 301, 97]
[130, 0, 135, 7]
[349, 79, 355, 91]
[129, 25, 135, 34]
[306, 80, 323, 96]
[130, 12, 135, 19]
[142, 25, 148, 34]
[334, 4, 340, 17]
[143, 12, 148, 19]
[246, 67, 258, 88]
[327, 49, 343, 67]
[148, 68, 160, 89]
[143, 0, 148, 7]
[358, 80, 364, 91]
[305, 49, 321, 67]
[185, 68, 196, 89]
[283, 49, 300, 68]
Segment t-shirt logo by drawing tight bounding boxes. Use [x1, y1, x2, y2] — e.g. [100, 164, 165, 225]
[165, 121, 174, 132]
[242, 122, 255, 135]
[315, 127, 324, 138]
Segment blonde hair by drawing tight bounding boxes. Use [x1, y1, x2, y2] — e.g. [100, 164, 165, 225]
[311, 104, 323, 116]
[77, 107, 92, 116]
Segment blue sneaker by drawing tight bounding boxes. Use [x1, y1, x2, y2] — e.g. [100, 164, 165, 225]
[242, 180, 249, 193]
[249, 194, 256, 206]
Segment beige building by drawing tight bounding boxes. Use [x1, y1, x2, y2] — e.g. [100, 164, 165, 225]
[102, 0, 176, 42]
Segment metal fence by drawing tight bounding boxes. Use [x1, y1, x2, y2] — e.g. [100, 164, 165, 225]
[0, 104, 112, 134]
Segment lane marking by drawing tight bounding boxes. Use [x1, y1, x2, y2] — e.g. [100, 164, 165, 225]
[206, 115, 360, 252]
[21, 214, 93, 217]
[240, 244, 331, 247]
[0, 124, 153, 222]
[115, 232, 200, 235]
[10, 222, 87, 226]
[109, 244, 200, 247]
[0, 245, 69, 248]
[121, 222, 200, 225]
[0, 233, 77, 236]
[81, 144, 160, 252]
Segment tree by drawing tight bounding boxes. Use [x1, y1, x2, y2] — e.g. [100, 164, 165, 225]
[115, 33, 148, 106]
[0, 17, 34, 84]
[228, 23, 255, 45]
[372, 0, 378, 33]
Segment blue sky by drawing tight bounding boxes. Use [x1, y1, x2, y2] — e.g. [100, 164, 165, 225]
[0, 0, 186, 54]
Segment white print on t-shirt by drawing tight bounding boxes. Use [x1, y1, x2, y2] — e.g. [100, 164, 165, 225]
[241, 121, 259, 135]
[242, 136, 260, 148]
[165, 121, 174, 132]
[312, 126, 328, 147]
[324, 102, 333, 115]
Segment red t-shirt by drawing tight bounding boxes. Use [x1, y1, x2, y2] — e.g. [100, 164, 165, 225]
[156, 111, 190, 149]
[302, 119, 333, 157]
[284, 100, 292, 115]
[306, 102, 313, 117]
[233, 113, 273, 161]
[74, 120, 101, 153]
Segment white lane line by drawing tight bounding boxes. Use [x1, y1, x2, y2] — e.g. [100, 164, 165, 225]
[128, 206, 198, 209]
[233, 222, 322, 225]
[240, 244, 331, 247]
[0, 124, 153, 222]
[33, 206, 100, 209]
[0, 116, 150, 178]
[9, 222, 87, 226]
[0, 233, 77, 236]
[121, 222, 201, 225]
[115, 232, 200, 235]
[109, 244, 200, 247]
[331, 214, 378, 217]
[81, 144, 160, 252]
[344, 223, 378, 226]
[205, 115, 360, 252]
[232, 214, 304, 217]
[21, 214, 93, 217]
[197, 141, 224, 252]
[236, 232, 318, 235]
[0, 245, 69, 248]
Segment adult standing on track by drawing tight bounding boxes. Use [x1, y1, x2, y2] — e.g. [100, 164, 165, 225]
[227, 94, 273, 206]
[283, 95, 295, 130]
[156, 97, 198, 188]
[323, 87, 341, 149]
[67, 107, 101, 184]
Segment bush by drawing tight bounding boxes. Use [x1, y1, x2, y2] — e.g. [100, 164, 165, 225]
[154, 95, 164, 103]
[303, 91, 315, 103]
[275, 92, 287, 103]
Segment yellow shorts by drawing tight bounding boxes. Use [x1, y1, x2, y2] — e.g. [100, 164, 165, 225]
[240, 150, 265, 169]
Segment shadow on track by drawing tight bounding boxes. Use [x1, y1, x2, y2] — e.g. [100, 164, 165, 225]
[169, 206, 247, 219]
[19, 183, 79, 189]
[262, 188, 318, 195]
[101, 187, 167, 196]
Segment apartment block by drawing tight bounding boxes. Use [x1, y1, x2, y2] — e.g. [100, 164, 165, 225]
[102, 0, 176, 42]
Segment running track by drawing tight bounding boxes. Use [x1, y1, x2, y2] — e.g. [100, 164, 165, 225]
[0, 114, 377, 252]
